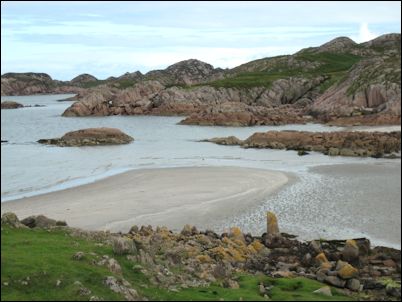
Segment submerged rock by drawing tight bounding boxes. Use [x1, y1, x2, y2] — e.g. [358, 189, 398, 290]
[38, 127, 134, 147]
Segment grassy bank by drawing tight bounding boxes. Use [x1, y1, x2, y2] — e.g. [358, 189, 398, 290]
[1, 226, 354, 301]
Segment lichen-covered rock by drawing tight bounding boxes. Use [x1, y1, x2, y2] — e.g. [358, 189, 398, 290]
[266, 212, 280, 236]
[1, 212, 27, 228]
[337, 263, 359, 279]
[38, 128, 134, 147]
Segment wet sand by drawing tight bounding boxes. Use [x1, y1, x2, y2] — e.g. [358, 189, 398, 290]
[311, 163, 401, 248]
[1, 166, 289, 232]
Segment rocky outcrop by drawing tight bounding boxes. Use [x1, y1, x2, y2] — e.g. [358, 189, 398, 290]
[203, 130, 401, 158]
[1, 212, 28, 228]
[1, 101, 24, 109]
[37, 127, 134, 147]
[145, 59, 225, 85]
[70, 74, 98, 85]
[1, 72, 82, 96]
[311, 55, 401, 119]
[62, 76, 325, 122]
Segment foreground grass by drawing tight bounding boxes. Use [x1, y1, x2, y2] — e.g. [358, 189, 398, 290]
[1, 227, 354, 301]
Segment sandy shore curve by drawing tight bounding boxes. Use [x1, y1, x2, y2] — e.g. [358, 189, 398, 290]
[1, 166, 289, 232]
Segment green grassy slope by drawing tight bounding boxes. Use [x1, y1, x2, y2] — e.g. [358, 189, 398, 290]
[1, 226, 354, 301]
[202, 52, 361, 89]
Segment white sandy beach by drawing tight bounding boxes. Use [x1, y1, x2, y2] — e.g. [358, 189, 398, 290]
[1, 166, 289, 232]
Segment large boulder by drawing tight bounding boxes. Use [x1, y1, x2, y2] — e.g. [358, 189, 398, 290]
[20, 215, 67, 228]
[1, 212, 27, 228]
[38, 128, 134, 147]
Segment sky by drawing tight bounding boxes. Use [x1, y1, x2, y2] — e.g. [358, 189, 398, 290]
[1, 1, 401, 80]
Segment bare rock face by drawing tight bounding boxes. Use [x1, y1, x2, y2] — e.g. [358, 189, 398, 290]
[145, 59, 224, 85]
[204, 130, 401, 158]
[310, 34, 401, 124]
[1, 101, 24, 109]
[63, 76, 324, 124]
[38, 127, 134, 147]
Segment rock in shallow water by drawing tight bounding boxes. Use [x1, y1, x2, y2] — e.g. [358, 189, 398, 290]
[1, 101, 24, 109]
[38, 127, 134, 147]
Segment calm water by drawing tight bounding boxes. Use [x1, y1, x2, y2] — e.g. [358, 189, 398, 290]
[1, 94, 401, 247]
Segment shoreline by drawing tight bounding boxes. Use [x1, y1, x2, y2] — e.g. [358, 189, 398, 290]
[1, 166, 290, 233]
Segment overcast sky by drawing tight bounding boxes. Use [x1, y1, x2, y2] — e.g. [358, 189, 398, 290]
[1, 1, 401, 80]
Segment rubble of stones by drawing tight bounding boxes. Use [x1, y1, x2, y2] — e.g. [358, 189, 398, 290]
[2, 211, 401, 300]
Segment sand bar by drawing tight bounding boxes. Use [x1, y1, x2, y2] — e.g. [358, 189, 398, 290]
[1, 166, 289, 232]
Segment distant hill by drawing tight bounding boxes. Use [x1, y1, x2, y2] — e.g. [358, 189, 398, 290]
[2, 34, 400, 126]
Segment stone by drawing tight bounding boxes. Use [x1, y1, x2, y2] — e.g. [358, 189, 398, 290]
[56, 280, 61, 287]
[223, 279, 239, 289]
[316, 270, 327, 282]
[78, 287, 92, 296]
[297, 150, 309, 156]
[337, 263, 358, 279]
[266, 212, 280, 235]
[272, 271, 294, 278]
[309, 240, 322, 254]
[342, 239, 359, 262]
[313, 286, 332, 297]
[259, 283, 266, 295]
[21, 215, 60, 228]
[104, 276, 140, 301]
[112, 237, 137, 255]
[346, 278, 361, 291]
[107, 258, 122, 274]
[1, 212, 27, 228]
[324, 276, 346, 288]
[315, 252, 329, 265]
[181, 224, 193, 236]
[72, 252, 85, 261]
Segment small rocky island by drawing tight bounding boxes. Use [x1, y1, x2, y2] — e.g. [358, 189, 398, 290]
[203, 130, 401, 158]
[38, 127, 134, 147]
[1, 101, 24, 109]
